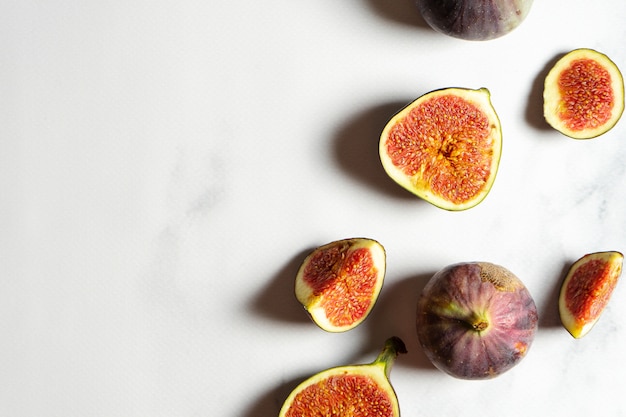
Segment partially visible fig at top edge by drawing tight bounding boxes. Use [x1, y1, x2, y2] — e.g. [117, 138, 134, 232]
[415, 0, 534, 41]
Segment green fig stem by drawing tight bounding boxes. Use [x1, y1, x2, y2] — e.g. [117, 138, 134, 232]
[373, 336, 407, 378]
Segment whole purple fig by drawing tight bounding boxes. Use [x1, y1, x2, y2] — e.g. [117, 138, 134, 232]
[416, 0, 534, 41]
[416, 262, 538, 379]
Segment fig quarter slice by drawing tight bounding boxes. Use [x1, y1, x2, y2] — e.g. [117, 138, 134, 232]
[278, 336, 407, 417]
[295, 238, 386, 332]
[559, 251, 624, 339]
[543, 48, 624, 139]
[379, 87, 502, 211]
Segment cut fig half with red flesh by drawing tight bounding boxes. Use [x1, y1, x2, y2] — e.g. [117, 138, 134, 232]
[279, 337, 406, 417]
[543, 48, 624, 139]
[379, 87, 502, 211]
[295, 238, 386, 332]
[559, 251, 623, 339]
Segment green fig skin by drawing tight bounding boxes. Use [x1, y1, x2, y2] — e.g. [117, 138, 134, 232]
[416, 262, 538, 379]
[416, 0, 534, 41]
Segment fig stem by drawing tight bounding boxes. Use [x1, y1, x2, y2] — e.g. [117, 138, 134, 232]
[472, 320, 489, 332]
[467, 313, 489, 332]
[374, 336, 407, 378]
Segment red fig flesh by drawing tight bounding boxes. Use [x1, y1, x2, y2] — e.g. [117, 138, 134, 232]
[559, 251, 623, 339]
[379, 87, 502, 211]
[279, 337, 407, 417]
[543, 48, 624, 139]
[295, 238, 386, 332]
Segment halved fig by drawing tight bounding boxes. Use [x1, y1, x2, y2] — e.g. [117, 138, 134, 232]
[279, 336, 407, 417]
[379, 87, 502, 211]
[295, 238, 386, 332]
[543, 48, 624, 139]
[559, 251, 623, 339]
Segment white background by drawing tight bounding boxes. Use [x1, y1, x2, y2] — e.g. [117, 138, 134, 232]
[2, 1, 626, 416]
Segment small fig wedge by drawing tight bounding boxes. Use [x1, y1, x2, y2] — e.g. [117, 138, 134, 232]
[295, 238, 386, 332]
[415, 0, 534, 41]
[416, 262, 538, 379]
[559, 251, 623, 339]
[279, 337, 407, 417]
[543, 48, 624, 139]
[379, 87, 502, 211]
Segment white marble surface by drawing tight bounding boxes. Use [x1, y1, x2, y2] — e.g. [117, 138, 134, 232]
[2, 1, 626, 416]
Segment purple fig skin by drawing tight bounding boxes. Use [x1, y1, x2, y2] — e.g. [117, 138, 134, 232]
[415, 0, 534, 41]
[416, 262, 538, 379]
